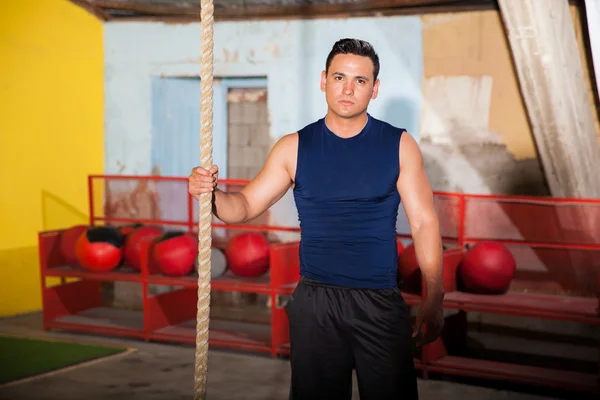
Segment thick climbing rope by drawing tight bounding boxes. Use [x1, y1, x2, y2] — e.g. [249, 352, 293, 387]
[194, 0, 214, 398]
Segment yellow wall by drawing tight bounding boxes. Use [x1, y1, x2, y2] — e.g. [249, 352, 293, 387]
[0, 0, 104, 316]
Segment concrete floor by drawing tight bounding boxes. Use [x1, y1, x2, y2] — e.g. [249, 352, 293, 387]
[0, 312, 590, 400]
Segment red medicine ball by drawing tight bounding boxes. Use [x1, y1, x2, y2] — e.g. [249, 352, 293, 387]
[225, 232, 270, 278]
[75, 226, 124, 272]
[124, 226, 163, 270]
[458, 241, 516, 294]
[153, 231, 198, 277]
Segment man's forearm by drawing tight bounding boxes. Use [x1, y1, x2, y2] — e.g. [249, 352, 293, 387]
[211, 189, 251, 224]
[412, 218, 445, 301]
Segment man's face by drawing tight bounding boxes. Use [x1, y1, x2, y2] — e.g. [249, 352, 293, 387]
[321, 53, 380, 119]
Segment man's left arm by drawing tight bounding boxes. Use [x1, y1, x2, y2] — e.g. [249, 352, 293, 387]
[396, 132, 445, 343]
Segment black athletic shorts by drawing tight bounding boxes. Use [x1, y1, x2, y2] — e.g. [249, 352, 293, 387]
[286, 276, 419, 400]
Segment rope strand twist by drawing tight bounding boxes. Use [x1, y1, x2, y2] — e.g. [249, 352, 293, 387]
[194, 0, 214, 399]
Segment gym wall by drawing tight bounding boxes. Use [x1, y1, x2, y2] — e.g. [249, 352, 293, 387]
[418, 4, 599, 196]
[0, 0, 104, 316]
[102, 5, 598, 202]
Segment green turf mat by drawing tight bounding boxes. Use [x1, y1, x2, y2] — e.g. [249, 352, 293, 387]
[0, 335, 127, 384]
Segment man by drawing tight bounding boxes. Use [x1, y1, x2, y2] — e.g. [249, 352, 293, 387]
[188, 38, 444, 400]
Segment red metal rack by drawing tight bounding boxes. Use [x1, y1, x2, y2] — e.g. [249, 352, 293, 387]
[38, 175, 600, 394]
[422, 194, 600, 394]
[40, 229, 147, 340]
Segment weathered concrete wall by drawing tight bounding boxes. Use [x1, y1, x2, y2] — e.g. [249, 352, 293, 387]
[419, 6, 599, 196]
[420, 10, 548, 196]
[103, 17, 424, 174]
[104, 7, 598, 198]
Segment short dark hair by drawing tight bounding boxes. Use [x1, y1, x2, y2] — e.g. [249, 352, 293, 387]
[325, 38, 380, 81]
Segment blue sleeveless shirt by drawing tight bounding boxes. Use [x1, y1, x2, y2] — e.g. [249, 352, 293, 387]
[293, 114, 404, 289]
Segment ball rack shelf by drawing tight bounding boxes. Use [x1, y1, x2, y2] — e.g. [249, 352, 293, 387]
[39, 175, 600, 394]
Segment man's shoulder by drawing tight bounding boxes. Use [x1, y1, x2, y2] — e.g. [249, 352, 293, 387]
[274, 132, 299, 150]
[278, 132, 299, 144]
[272, 132, 299, 161]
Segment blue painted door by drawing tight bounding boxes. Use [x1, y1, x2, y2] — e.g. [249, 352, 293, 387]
[151, 77, 200, 176]
[150, 77, 227, 227]
[151, 77, 229, 178]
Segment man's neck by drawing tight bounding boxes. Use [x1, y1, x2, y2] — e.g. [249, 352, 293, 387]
[325, 112, 369, 139]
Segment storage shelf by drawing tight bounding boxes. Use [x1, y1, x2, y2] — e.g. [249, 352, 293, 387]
[428, 355, 600, 394]
[443, 291, 600, 324]
[275, 283, 296, 296]
[44, 265, 143, 282]
[277, 342, 290, 355]
[146, 270, 272, 294]
[149, 319, 273, 354]
[45, 306, 146, 339]
[39, 177, 600, 395]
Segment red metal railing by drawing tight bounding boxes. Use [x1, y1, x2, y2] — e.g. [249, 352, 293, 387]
[87, 174, 600, 293]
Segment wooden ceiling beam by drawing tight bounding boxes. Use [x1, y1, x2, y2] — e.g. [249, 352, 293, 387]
[70, 0, 113, 20]
[498, 0, 600, 198]
[79, 0, 479, 20]
[83, 0, 195, 16]
[217, 0, 478, 20]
